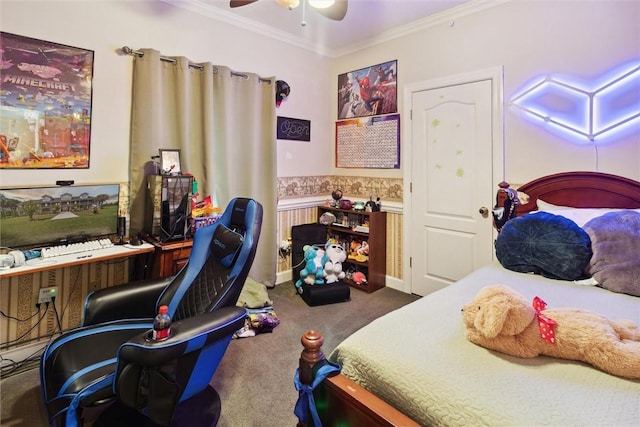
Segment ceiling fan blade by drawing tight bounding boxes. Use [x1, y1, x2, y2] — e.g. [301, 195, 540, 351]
[313, 0, 348, 21]
[230, 0, 259, 8]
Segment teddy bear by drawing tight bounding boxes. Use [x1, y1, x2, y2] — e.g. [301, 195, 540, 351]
[323, 242, 347, 284]
[461, 285, 640, 379]
[295, 245, 326, 289]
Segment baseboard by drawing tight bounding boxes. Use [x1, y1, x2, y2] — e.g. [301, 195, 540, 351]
[384, 275, 406, 292]
[1, 339, 48, 366]
[276, 269, 293, 285]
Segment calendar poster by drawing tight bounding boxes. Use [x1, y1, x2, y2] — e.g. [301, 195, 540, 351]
[335, 114, 400, 169]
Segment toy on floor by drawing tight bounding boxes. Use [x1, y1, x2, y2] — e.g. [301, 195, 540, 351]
[462, 285, 640, 379]
[323, 242, 346, 283]
[234, 309, 280, 338]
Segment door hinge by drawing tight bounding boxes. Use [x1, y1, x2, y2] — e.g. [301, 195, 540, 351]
[410, 182, 412, 193]
[410, 109, 412, 120]
[409, 257, 412, 268]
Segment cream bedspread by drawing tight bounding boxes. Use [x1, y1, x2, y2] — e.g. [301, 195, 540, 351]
[329, 264, 640, 426]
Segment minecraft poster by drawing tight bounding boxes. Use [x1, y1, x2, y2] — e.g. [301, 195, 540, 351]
[0, 32, 94, 169]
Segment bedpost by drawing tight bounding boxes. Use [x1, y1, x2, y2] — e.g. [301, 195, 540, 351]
[296, 330, 422, 427]
[493, 180, 519, 232]
[496, 181, 511, 209]
[299, 330, 325, 386]
[296, 330, 325, 427]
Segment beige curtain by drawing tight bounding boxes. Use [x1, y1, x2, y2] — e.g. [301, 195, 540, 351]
[128, 49, 277, 286]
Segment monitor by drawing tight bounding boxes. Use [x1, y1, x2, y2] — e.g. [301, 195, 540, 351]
[0, 184, 120, 249]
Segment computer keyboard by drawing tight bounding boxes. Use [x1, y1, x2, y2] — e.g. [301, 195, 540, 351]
[41, 239, 115, 258]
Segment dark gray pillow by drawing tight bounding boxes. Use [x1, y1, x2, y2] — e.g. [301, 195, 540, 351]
[583, 210, 640, 297]
[495, 212, 592, 280]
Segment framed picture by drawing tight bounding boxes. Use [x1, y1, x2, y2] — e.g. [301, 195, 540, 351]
[0, 32, 94, 169]
[337, 60, 397, 120]
[159, 149, 181, 175]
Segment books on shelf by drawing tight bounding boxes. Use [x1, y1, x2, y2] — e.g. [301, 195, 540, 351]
[332, 222, 370, 233]
[353, 225, 370, 234]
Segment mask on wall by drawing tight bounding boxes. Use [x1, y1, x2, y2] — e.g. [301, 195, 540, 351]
[276, 80, 290, 107]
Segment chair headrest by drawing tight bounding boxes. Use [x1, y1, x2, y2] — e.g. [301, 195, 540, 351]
[229, 198, 251, 231]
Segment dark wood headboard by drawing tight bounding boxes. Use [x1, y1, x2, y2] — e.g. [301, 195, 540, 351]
[494, 171, 640, 230]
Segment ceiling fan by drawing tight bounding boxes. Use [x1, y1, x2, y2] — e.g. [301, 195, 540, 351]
[230, 0, 348, 21]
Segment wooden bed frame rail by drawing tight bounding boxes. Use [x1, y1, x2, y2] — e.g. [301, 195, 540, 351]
[493, 171, 640, 228]
[497, 171, 640, 214]
[297, 330, 420, 427]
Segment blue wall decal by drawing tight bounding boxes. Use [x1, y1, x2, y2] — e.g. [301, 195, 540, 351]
[510, 61, 639, 143]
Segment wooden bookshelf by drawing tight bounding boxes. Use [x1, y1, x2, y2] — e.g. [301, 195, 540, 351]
[317, 206, 386, 293]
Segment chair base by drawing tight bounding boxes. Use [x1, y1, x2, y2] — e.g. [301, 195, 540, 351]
[299, 281, 351, 306]
[93, 385, 221, 427]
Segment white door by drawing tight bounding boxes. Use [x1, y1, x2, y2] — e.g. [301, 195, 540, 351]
[405, 69, 503, 296]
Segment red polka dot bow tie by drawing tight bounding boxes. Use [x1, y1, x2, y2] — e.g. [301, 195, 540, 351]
[533, 296, 557, 345]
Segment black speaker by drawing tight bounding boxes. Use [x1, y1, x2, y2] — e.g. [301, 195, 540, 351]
[116, 216, 126, 245]
[145, 175, 193, 242]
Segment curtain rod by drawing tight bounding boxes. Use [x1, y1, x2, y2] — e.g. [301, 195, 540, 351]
[120, 46, 271, 83]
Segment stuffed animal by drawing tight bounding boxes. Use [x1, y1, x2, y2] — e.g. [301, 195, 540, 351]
[357, 241, 369, 261]
[461, 285, 640, 379]
[323, 242, 347, 284]
[295, 245, 326, 289]
[351, 271, 367, 285]
[348, 240, 368, 262]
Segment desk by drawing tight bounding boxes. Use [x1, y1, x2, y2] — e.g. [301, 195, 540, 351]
[0, 244, 155, 350]
[141, 235, 193, 278]
[0, 243, 155, 278]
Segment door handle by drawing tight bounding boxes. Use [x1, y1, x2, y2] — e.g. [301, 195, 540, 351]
[479, 207, 489, 218]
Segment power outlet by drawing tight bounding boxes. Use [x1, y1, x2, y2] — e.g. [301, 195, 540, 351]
[38, 286, 58, 304]
[279, 238, 292, 257]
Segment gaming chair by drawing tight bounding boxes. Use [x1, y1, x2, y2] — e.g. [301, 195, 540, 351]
[40, 197, 263, 427]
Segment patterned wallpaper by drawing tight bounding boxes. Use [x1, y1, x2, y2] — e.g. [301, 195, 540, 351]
[0, 259, 131, 350]
[277, 175, 403, 202]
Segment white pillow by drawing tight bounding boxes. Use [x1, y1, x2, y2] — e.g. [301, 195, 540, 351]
[535, 198, 640, 227]
[536, 199, 572, 210]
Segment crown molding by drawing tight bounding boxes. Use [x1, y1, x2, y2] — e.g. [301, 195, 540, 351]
[161, 0, 507, 58]
[332, 0, 508, 58]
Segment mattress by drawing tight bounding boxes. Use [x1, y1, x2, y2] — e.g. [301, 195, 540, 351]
[329, 263, 640, 426]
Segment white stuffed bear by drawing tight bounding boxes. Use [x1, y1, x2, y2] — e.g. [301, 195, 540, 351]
[323, 242, 347, 284]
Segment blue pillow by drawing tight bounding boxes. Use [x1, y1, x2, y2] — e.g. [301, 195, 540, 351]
[495, 212, 592, 280]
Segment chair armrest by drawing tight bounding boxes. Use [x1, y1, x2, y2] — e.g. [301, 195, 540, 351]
[83, 277, 173, 326]
[114, 307, 246, 426]
[117, 306, 247, 365]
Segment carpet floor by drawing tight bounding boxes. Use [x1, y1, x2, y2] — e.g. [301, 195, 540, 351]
[0, 281, 419, 427]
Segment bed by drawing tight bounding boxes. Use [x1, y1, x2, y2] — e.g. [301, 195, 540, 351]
[296, 171, 640, 427]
